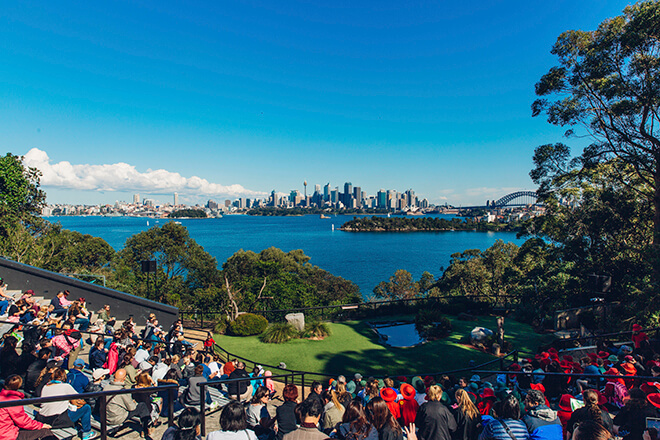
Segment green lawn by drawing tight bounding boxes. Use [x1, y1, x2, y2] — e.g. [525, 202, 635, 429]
[214, 315, 554, 378]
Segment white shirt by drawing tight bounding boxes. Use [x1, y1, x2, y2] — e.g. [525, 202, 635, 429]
[40, 382, 78, 417]
[207, 430, 258, 440]
[209, 362, 223, 375]
[135, 348, 150, 364]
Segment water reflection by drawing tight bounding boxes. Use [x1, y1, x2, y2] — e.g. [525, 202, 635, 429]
[371, 322, 426, 348]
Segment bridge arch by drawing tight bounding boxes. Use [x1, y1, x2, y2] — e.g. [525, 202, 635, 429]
[494, 191, 538, 208]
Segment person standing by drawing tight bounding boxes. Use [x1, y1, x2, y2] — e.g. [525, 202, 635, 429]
[451, 389, 481, 440]
[365, 397, 403, 440]
[415, 385, 457, 440]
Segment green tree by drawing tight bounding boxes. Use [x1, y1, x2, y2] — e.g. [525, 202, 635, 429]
[532, 1, 660, 276]
[0, 153, 46, 225]
[373, 269, 421, 300]
[113, 222, 221, 304]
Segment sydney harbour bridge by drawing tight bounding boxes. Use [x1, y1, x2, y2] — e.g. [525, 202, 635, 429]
[457, 190, 539, 210]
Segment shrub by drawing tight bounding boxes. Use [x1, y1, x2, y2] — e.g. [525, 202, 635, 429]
[214, 315, 229, 335]
[415, 309, 452, 340]
[227, 313, 268, 336]
[302, 321, 331, 339]
[261, 323, 299, 343]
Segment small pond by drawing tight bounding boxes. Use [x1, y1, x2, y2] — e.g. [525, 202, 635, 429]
[370, 321, 426, 348]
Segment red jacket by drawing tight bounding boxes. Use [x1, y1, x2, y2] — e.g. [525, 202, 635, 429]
[0, 389, 44, 440]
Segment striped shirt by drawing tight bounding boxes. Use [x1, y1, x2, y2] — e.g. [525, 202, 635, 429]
[479, 418, 530, 440]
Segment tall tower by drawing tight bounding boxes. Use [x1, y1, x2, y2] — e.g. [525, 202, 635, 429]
[133, 194, 140, 205]
[173, 192, 179, 206]
[304, 181, 307, 198]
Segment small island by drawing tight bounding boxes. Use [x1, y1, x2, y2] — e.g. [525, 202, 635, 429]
[340, 216, 521, 232]
[168, 209, 208, 218]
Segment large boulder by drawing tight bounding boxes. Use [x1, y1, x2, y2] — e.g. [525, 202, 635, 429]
[285, 313, 305, 332]
[470, 326, 493, 345]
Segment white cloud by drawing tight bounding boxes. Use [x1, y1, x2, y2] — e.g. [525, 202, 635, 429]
[23, 148, 266, 198]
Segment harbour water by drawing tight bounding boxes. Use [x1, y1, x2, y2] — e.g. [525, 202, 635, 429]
[50, 215, 525, 297]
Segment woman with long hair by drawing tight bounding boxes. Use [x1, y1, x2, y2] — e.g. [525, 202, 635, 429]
[336, 400, 377, 440]
[359, 380, 380, 406]
[207, 401, 257, 440]
[133, 371, 161, 434]
[275, 384, 298, 440]
[613, 387, 659, 440]
[322, 389, 345, 433]
[161, 407, 202, 440]
[567, 389, 613, 436]
[452, 389, 481, 440]
[246, 386, 276, 440]
[365, 397, 402, 440]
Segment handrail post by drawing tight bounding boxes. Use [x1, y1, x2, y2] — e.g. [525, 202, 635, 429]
[200, 383, 207, 437]
[514, 350, 518, 364]
[168, 387, 175, 426]
[499, 357, 504, 371]
[301, 373, 306, 400]
[99, 394, 108, 440]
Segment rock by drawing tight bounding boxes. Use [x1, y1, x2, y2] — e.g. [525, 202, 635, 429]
[285, 313, 305, 332]
[470, 326, 493, 345]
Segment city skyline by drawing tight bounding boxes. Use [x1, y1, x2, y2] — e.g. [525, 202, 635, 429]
[2, 1, 630, 206]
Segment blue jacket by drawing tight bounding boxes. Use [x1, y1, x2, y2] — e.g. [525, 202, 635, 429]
[67, 368, 90, 394]
[522, 405, 562, 440]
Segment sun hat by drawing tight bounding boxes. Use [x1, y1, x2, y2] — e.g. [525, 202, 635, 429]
[558, 394, 573, 412]
[411, 376, 425, 393]
[621, 363, 637, 375]
[346, 381, 356, 395]
[598, 351, 610, 359]
[354, 373, 363, 381]
[607, 355, 618, 363]
[624, 355, 634, 362]
[548, 348, 558, 355]
[400, 383, 416, 400]
[377, 379, 385, 389]
[470, 374, 481, 382]
[604, 367, 620, 376]
[380, 387, 398, 402]
[633, 324, 643, 332]
[563, 355, 574, 362]
[649, 393, 660, 409]
[480, 388, 495, 399]
[93, 368, 110, 380]
[620, 345, 633, 353]
[468, 383, 479, 394]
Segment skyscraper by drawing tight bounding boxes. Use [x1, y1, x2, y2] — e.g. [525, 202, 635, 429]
[377, 190, 387, 209]
[323, 183, 331, 202]
[343, 182, 353, 206]
[133, 194, 140, 205]
[173, 192, 179, 206]
[353, 186, 362, 208]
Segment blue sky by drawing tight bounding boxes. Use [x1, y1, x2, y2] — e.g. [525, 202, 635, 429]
[0, 0, 631, 206]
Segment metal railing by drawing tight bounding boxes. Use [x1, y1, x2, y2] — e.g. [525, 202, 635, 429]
[0, 384, 178, 440]
[180, 294, 521, 327]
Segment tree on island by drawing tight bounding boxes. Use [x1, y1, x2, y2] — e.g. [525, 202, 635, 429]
[532, 0, 660, 282]
[168, 209, 207, 218]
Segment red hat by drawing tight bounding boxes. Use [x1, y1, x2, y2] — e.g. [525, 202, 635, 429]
[598, 351, 610, 359]
[24, 289, 34, 295]
[397, 376, 407, 383]
[509, 363, 522, 371]
[633, 324, 643, 332]
[530, 383, 546, 393]
[480, 388, 495, 399]
[558, 394, 572, 412]
[648, 393, 660, 409]
[563, 355, 574, 362]
[604, 367, 619, 376]
[624, 355, 634, 362]
[400, 383, 416, 400]
[548, 348, 558, 355]
[621, 363, 637, 375]
[541, 358, 552, 367]
[380, 388, 398, 402]
[641, 382, 660, 395]
[587, 353, 598, 361]
[423, 376, 434, 386]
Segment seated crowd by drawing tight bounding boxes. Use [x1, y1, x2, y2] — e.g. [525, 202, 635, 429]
[0, 281, 658, 440]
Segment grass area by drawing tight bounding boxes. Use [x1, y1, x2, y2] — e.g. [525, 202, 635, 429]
[214, 315, 555, 377]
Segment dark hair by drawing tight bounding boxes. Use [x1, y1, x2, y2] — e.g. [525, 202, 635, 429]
[51, 367, 67, 383]
[251, 386, 270, 404]
[572, 420, 611, 440]
[174, 408, 201, 440]
[525, 389, 545, 406]
[220, 401, 248, 431]
[582, 389, 602, 422]
[4, 375, 22, 391]
[194, 364, 204, 375]
[366, 397, 401, 435]
[341, 400, 371, 438]
[301, 398, 324, 418]
[625, 387, 648, 410]
[283, 383, 298, 402]
[311, 381, 322, 392]
[2, 336, 18, 351]
[495, 395, 520, 420]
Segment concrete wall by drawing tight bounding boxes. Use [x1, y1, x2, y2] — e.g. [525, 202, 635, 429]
[0, 257, 179, 328]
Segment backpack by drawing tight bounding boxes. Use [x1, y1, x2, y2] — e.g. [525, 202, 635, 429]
[612, 382, 630, 408]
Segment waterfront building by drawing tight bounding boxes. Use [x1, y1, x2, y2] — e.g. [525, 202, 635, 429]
[174, 192, 179, 206]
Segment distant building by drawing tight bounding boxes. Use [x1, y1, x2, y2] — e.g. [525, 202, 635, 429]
[323, 183, 331, 202]
[353, 186, 362, 208]
[224, 200, 231, 207]
[173, 192, 179, 206]
[377, 190, 387, 209]
[133, 194, 140, 205]
[207, 200, 219, 210]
